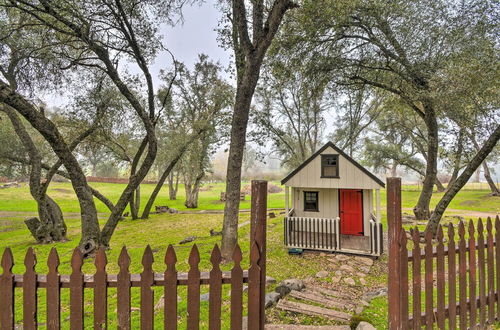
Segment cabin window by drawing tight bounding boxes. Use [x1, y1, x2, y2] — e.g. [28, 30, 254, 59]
[321, 154, 339, 178]
[304, 191, 319, 212]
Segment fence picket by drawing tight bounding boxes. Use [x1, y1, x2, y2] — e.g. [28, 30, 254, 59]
[209, 245, 222, 330]
[424, 229, 434, 329]
[187, 244, 201, 330]
[400, 228, 409, 328]
[70, 248, 84, 330]
[458, 221, 467, 329]
[487, 217, 495, 324]
[411, 228, 421, 329]
[117, 246, 131, 330]
[23, 247, 37, 330]
[231, 244, 243, 330]
[477, 219, 486, 328]
[0, 248, 14, 330]
[47, 248, 60, 330]
[436, 226, 445, 329]
[496, 216, 500, 321]
[248, 242, 262, 330]
[469, 220, 477, 329]
[165, 245, 178, 330]
[448, 223, 456, 330]
[140, 245, 154, 330]
[94, 248, 108, 329]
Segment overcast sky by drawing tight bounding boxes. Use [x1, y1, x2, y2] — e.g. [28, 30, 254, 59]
[153, 2, 232, 82]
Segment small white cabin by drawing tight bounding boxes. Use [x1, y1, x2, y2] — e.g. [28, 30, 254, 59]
[282, 142, 384, 256]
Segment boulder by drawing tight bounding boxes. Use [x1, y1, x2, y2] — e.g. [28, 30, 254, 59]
[265, 292, 281, 308]
[279, 279, 305, 291]
[200, 293, 210, 302]
[343, 277, 356, 286]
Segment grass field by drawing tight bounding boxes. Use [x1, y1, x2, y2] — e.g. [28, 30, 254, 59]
[0, 181, 499, 328]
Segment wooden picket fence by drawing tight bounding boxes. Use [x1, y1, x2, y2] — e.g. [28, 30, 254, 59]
[0, 180, 269, 330]
[387, 177, 500, 329]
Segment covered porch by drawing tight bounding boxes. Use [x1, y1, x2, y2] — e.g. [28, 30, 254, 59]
[284, 187, 383, 256]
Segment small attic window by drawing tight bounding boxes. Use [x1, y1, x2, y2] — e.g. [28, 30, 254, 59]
[321, 154, 339, 178]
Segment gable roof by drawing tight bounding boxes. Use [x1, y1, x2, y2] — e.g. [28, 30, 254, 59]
[281, 141, 385, 187]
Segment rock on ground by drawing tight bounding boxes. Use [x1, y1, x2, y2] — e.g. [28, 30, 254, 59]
[316, 270, 329, 278]
[265, 292, 281, 308]
[356, 321, 376, 330]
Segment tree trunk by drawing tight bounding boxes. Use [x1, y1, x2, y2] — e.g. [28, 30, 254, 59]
[220, 0, 296, 260]
[474, 168, 481, 182]
[129, 185, 141, 219]
[435, 178, 446, 193]
[185, 174, 203, 208]
[168, 172, 179, 200]
[413, 104, 438, 220]
[1, 104, 68, 244]
[0, 83, 102, 256]
[483, 162, 500, 196]
[26, 195, 67, 243]
[426, 125, 500, 235]
[446, 128, 464, 191]
[221, 60, 262, 260]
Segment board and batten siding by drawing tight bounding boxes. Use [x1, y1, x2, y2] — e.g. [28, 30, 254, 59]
[292, 188, 374, 235]
[293, 188, 339, 219]
[284, 146, 382, 190]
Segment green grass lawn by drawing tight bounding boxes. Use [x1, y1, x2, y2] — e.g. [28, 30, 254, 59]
[0, 181, 498, 328]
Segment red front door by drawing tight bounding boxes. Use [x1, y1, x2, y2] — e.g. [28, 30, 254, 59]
[340, 189, 363, 235]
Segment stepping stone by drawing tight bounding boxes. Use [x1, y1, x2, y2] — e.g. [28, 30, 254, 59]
[343, 278, 356, 286]
[331, 276, 341, 284]
[354, 256, 374, 266]
[316, 270, 329, 278]
[340, 265, 355, 273]
[276, 299, 351, 322]
[288, 290, 355, 310]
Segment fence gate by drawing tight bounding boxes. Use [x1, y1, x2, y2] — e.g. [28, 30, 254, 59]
[0, 180, 269, 330]
[387, 177, 500, 330]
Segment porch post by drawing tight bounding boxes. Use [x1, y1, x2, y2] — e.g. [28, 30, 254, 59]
[285, 186, 289, 215]
[376, 189, 381, 223]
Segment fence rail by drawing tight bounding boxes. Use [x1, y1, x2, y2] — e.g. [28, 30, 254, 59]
[0, 180, 269, 330]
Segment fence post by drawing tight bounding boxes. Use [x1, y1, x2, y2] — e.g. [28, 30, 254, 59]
[387, 177, 403, 329]
[250, 180, 267, 330]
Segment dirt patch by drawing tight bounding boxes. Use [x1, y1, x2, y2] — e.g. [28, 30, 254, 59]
[0, 220, 23, 232]
[460, 200, 480, 206]
[241, 183, 283, 194]
[199, 185, 214, 192]
[52, 188, 73, 194]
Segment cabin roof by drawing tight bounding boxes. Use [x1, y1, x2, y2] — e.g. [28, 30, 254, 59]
[280, 141, 385, 187]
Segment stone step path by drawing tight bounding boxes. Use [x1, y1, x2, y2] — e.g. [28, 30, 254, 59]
[276, 300, 352, 322]
[288, 290, 356, 311]
[270, 253, 388, 326]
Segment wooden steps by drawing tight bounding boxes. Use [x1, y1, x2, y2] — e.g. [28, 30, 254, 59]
[288, 290, 356, 311]
[276, 300, 351, 322]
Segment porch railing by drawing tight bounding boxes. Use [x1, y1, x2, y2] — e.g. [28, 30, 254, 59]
[284, 217, 382, 256]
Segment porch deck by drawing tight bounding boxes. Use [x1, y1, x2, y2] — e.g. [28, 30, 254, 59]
[284, 216, 383, 256]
